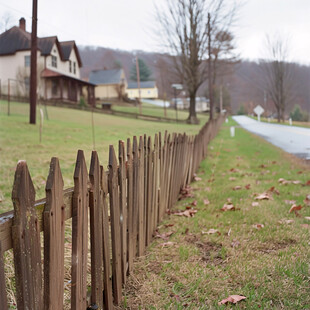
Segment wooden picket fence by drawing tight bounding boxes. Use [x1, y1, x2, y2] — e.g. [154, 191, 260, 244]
[0, 115, 225, 309]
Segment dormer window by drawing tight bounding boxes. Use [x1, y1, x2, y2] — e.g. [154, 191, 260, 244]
[69, 60, 72, 73]
[52, 55, 57, 68]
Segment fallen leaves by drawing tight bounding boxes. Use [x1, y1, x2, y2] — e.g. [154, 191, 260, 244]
[245, 184, 251, 190]
[174, 209, 198, 218]
[278, 219, 294, 224]
[231, 239, 240, 248]
[160, 242, 175, 247]
[202, 228, 220, 235]
[218, 295, 246, 305]
[253, 224, 264, 230]
[179, 186, 194, 200]
[251, 202, 259, 207]
[155, 231, 173, 240]
[221, 204, 235, 211]
[284, 200, 296, 205]
[289, 204, 302, 213]
[254, 192, 273, 200]
[278, 178, 301, 185]
[304, 195, 310, 206]
[233, 185, 242, 190]
[203, 198, 210, 205]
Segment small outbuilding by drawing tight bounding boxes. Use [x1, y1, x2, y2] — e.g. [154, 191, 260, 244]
[127, 81, 158, 99]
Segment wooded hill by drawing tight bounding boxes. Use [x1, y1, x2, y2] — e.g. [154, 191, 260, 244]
[79, 45, 310, 115]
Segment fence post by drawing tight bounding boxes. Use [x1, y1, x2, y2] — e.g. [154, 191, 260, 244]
[108, 145, 122, 305]
[89, 151, 104, 308]
[71, 150, 88, 309]
[43, 157, 65, 309]
[11, 161, 43, 310]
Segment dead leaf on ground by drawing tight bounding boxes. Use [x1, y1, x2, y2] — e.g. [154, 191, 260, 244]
[202, 228, 220, 235]
[292, 180, 301, 185]
[205, 187, 211, 192]
[289, 204, 302, 213]
[231, 239, 240, 248]
[304, 217, 310, 221]
[245, 184, 251, 190]
[259, 164, 268, 168]
[251, 202, 259, 207]
[229, 177, 236, 181]
[203, 198, 210, 205]
[194, 176, 202, 181]
[278, 178, 291, 185]
[254, 192, 273, 200]
[253, 224, 264, 229]
[305, 180, 310, 186]
[226, 198, 232, 203]
[221, 204, 235, 211]
[268, 186, 280, 195]
[180, 186, 194, 199]
[155, 231, 174, 240]
[301, 224, 310, 229]
[191, 200, 197, 206]
[233, 185, 242, 190]
[218, 295, 246, 305]
[304, 195, 310, 206]
[160, 242, 175, 247]
[279, 219, 294, 224]
[229, 168, 241, 173]
[165, 223, 174, 228]
[174, 209, 198, 217]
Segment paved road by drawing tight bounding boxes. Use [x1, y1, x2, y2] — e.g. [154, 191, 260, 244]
[232, 116, 310, 160]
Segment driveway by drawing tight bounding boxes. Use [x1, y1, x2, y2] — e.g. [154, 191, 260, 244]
[232, 116, 310, 160]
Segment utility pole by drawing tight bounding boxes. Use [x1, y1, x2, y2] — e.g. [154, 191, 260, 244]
[135, 56, 142, 115]
[30, 0, 38, 124]
[219, 84, 223, 113]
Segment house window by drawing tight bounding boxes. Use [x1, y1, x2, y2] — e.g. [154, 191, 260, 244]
[73, 62, 76, 74]
[52, 80, 58, 96]
[24, 77, 30, 92]
[69, 60, 72, 73]
[52, 55, 57, 68]
[25, 55, 30, 67]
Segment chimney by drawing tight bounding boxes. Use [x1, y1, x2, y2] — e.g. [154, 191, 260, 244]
[19, 18, 26, 31]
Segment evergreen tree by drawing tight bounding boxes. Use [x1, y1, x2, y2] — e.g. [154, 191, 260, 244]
[130, 58, 152, 81]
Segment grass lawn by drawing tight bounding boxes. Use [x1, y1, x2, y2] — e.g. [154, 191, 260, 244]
[250, 115, 310, 128]
[0, 100, 207, 213]
[123, 118, 310, 309]
[112, 101, 198, 120]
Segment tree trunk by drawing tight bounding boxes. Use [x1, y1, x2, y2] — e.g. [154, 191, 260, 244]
[187, 93, 199, 124]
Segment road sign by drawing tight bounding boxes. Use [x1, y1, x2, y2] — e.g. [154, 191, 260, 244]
[254, 105, 264, 122]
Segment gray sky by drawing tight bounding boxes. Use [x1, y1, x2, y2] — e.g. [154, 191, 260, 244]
[1, 0, 309, 64]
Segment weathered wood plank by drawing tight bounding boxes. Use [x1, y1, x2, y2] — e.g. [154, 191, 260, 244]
[100, 166, 114, 309]
[89, 151, 104, 308]
[43, 157, 65, 310]
[71, 150, 88, 310]
[138, 136, 145, 256]
[132, 137, 139, 259]
[118, 141, 127, 284]
[143, 134, 148, 247]
[0, 242, 7, 310]
[126, 138, 134, 274]
[108, 145, 122, 305]
[11, 161, 43, 310]
[146, 136, 153, 245]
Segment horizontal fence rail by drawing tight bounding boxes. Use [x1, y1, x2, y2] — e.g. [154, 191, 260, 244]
[0, 115, 225, 309]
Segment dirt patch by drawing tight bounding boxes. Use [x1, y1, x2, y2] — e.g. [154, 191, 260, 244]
[256, 239, 297, 254]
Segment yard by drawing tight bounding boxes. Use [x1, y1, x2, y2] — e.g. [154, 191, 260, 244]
[0, 100, 208, 213]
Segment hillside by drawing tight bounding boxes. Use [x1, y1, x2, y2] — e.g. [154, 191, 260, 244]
[79, 46, 310, 115]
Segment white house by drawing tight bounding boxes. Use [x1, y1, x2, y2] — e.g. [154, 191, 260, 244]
[127, 81, 158, 99]
[0, 18, 95, 105]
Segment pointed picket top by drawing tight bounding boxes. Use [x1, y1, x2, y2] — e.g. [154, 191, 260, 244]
[133, 136, 138, 158]
[12, 160, 35, 223]
[74, 150, 88, 190]
[45, 157, 64, 206]
[119, 140, 125, 163]
[139, 135, 144, 152]
[148, 136, 152, 151]
[154, 133, 159, 149]
[109, 145, 118, 170]
[89, 151, 100, 184]
[127, 138, 132, 161]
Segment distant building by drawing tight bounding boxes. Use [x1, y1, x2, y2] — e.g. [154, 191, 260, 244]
[0, 17, 95, 105]
[89, 69, 127, 100]
[127, 81, 158, 99]
[170, 97, 209, 112]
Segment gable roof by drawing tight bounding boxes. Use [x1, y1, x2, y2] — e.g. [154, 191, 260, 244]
[89, 69, 125, 85]
[0, 24, 80, 66]
[60, 41, 82, 67]
[127, 81, 156, 89]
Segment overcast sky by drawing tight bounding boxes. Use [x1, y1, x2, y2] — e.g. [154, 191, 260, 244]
[1, 0, 309, 65]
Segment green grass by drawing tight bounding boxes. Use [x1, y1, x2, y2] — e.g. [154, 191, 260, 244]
[112, 101, 202, 121]
[250, 115, 310, 128]
[123, 117, 310, 309]
[0, 100, 207, 213]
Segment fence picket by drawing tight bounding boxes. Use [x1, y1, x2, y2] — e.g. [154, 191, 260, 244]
[100, 166, 114, 309]
[89, 151, 104, 308]
[71, 150, 88, 309]
[126, 138, 134, 274]
[119, 141, 127, 284]
[44, 157, 65, 310]
[11, 161, 43, 310]
[146, 136, 153, 245]
[0, 243, 7, 310]
[132, 137, 139, 258]
[108, 145, 123, 305]
[138, 136, 145, 256]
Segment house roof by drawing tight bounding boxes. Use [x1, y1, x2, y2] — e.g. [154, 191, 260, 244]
[0, 24, 82, 66]
[127, 81, 156, 89]
[89, 69, 125, 85]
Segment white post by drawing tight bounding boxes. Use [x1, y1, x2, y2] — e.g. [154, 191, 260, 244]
[230, 126, 235, 137]
[289, 118, 292, 126]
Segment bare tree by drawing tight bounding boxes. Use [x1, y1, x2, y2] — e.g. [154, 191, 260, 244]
[260, 34, 294, 122]
[0, 12, 13, 32]
[155, 0, 238, 123]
